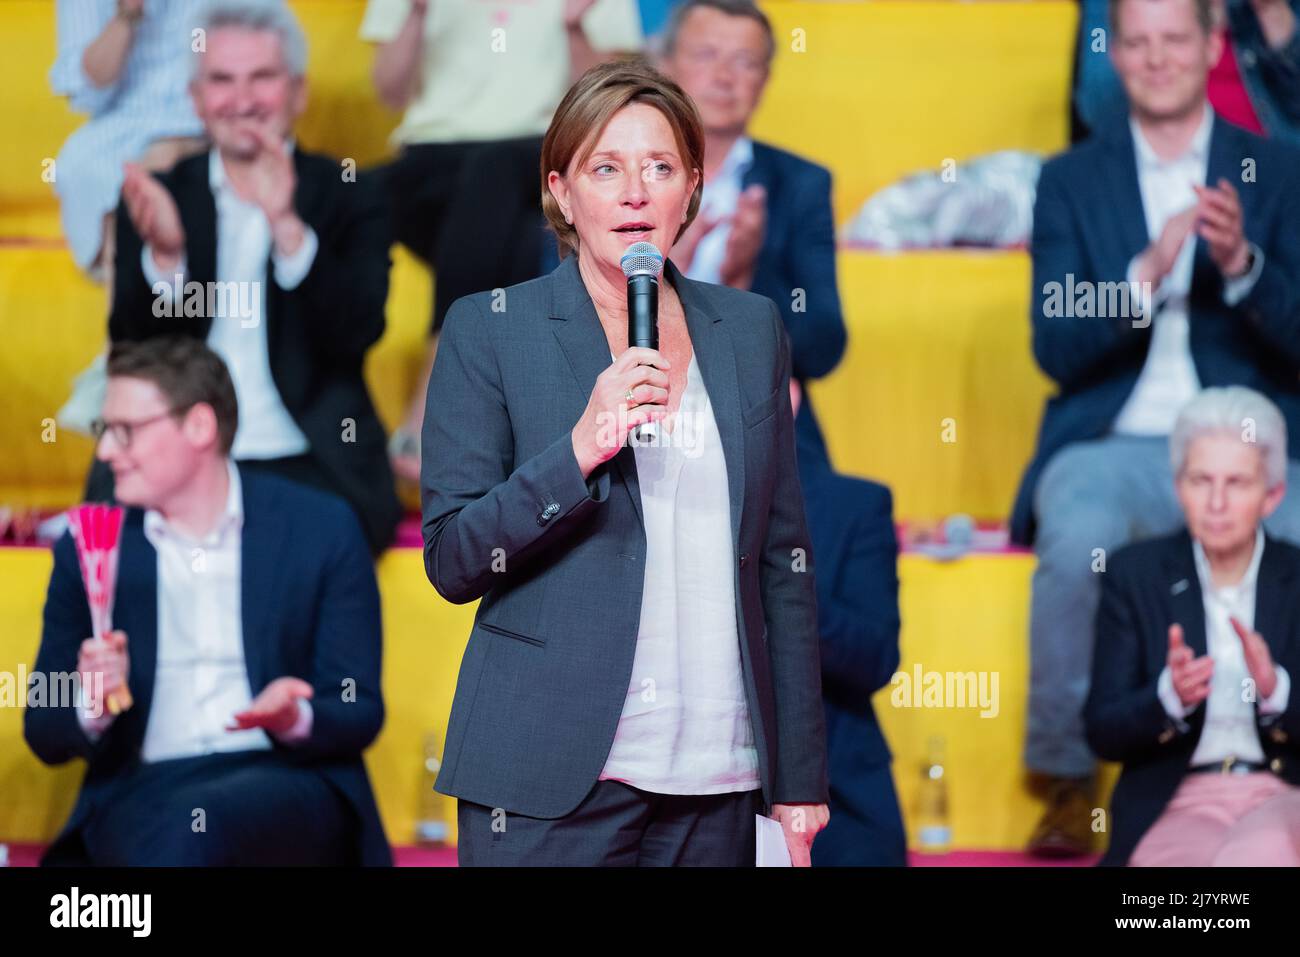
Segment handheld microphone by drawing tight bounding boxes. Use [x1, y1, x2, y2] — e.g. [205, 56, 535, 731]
[620, 241, 664, 444]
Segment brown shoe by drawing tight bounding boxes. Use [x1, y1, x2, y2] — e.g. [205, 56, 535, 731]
[1027, 776, 1093, 858]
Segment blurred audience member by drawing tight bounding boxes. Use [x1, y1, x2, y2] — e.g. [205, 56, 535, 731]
[637, 0, 676, 39]
[1016, 0, 1300, 856]
[52, 0, 215, 284]
[27, 337, 389, 866]
[361, 0, 642, 481]
[1076, 0, 1300, 145]
[1087, 387, 1300, 866]
[659, 0, 846, 459]
[791, 380, 907, 867]
[106, 0, 401, 554]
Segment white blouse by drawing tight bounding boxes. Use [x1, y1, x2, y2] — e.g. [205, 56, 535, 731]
[597, 352, 761, 794]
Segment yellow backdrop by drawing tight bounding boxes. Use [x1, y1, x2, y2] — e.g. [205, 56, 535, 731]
[0, 547, 1116, 852]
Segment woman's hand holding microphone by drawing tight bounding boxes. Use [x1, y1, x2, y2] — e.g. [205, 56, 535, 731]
[571, 348, 671, 479]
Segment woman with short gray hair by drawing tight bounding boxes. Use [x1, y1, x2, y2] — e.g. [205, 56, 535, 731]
[1171, 385, 1288, 490]
[1086, 384, 1300, 865]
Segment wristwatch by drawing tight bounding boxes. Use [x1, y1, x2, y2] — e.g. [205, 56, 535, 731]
[389, 427, 420, 461]
[1229, 246, 1257, 280]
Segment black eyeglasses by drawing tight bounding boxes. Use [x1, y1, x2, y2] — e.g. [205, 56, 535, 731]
[89, 408, 189, 449]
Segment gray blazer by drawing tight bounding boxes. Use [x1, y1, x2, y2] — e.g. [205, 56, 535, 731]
[420, 253, 828, 818]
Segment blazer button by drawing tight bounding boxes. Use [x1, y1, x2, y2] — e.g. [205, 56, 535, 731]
[537, 502, 560, 526]
[1157, 727, 1175, 744]
[1271, 757, 1284, 774]
[1271, 726, 1289, 744]
[739, 552, 749, 569]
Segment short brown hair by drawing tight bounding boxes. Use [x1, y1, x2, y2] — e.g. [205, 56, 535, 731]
[107, 336, 239, 455]
[1109, 0, 1214, 37]
[541, 58, 705, 257]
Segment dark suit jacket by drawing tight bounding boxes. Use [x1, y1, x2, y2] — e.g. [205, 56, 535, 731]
[420, 254, 829, 817]
[746, 140, 848, 460]
[1084, 529, 1300, 866]
[108, 147, 402, 553]
[796, 428, 903, 840]
[25, 469, 391, 866]
[1011, 115, 1300, 546]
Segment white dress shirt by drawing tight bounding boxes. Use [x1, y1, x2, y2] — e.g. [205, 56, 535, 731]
[144, 147, 317, 460]
[1113, 105, 1263, 435]
[78, 461, 312, 760]
[597, 352, 761, 794]
[1157, 528, 1291, 766]
[685, 137, 755, 287]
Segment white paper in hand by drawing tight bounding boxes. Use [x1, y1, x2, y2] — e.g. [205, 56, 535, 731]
[755, 814, 792, 867]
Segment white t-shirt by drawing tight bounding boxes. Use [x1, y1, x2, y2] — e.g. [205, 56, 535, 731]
[360, 0, 643, 144]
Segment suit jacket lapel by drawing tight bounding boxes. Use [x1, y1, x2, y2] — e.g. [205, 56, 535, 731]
[1105, 123, 1153, 267]
[741, 140, 770, 193]
[290, 147, 326, 231]
[669, 259, 746, 551]
[1164, 530, 1209, 659]
[550, 254, 647, 531]
[116, 513, 158, 748]
[237, 470, 287, 691]
[1254, 533, 1295, 665]
[1194, 116, 1241, 299]
[184, 153, 219, 338]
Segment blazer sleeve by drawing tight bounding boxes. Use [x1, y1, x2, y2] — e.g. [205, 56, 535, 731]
[760, 300, 830, 805]
[1083, 558, 1185, 763]
[817, 486, 901, 698]
[1234, 161, 1300, 370]
[288, 501, 386, 760]
[108, 182, 167, 344]
[1029, 160, 1148, 390]
[420, 295, 613, 605]
[292, 169, 392, 362]
[24, 532, 102, 766]
[780, 165, 846, 382]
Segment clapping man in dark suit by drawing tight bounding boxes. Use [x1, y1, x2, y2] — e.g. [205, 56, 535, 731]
[107, 0, 401, 554]
[26, 337, 390, 866]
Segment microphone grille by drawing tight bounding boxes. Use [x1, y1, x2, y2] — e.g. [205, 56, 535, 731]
[620, 241, 664, 278]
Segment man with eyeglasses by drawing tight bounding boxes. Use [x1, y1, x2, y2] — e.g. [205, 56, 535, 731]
[658, 0, 848, 461]
[25, 336, 391, 866]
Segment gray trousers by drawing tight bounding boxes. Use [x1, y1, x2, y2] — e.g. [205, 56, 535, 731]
[1025, 435, 1300, 778]
[457, 779, 764, 866]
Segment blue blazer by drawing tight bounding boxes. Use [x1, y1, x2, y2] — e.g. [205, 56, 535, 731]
[797, 432, 900, 773]
[1012, 115, 1300, 545]
[1085, 529, 1300, 866]
[746, 140, 848, 460]
[420, 254, 829, 818]
[24, 469, 391, 866]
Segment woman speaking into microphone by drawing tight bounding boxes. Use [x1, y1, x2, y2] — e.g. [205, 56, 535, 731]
[420, 59, 829, 866]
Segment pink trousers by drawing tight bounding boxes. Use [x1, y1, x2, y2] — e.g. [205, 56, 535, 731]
[1130, 771, 1300, 866]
